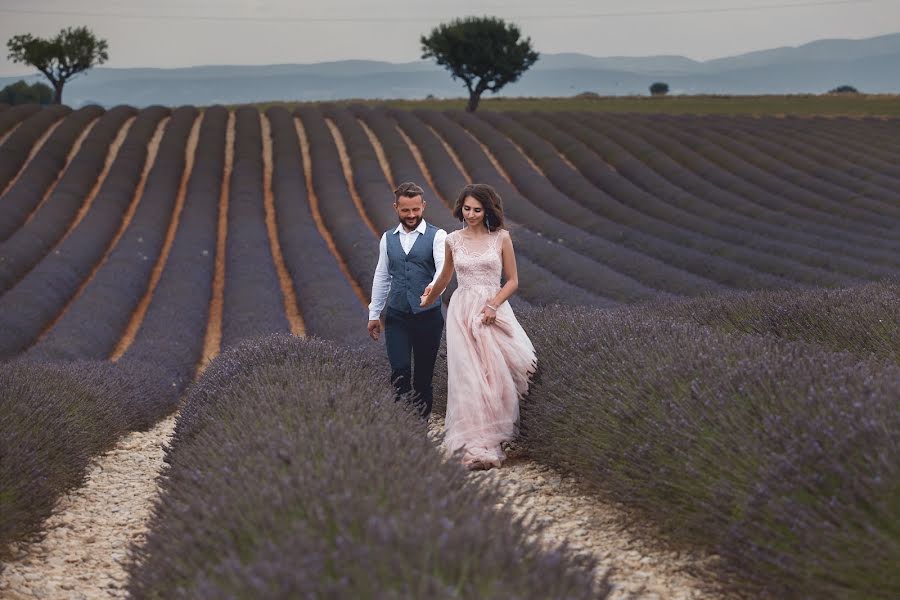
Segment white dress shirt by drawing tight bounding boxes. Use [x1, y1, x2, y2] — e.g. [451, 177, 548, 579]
[368, 219, 447, 320]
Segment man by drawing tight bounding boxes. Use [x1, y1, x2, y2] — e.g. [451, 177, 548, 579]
[368, 182, 447, 420]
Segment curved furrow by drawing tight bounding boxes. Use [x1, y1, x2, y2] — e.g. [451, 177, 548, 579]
[323, 106, 400, 234]
[415, 109, 660, 303]
[0, 106, 103, 242]
[0, 104, 41, 144]
[544, 112, 854, 288]
[388, 108, 616, 308]
[295, 106, 379, 300]
[264, 107, 362, 344]
[699, 115, 900, 224]
[704, 115, 900, 219]
[220, 107, 290, 349]
[454, 110, 723, 296]
[0, 106, 169, 360]
[29, 107, 198, 361]
[592, 114, 899, 276]
[0, 108, 68, 199]
[572, 114, 877, 281]
[625, 114, 900, 260]
[511, 112, 802, 289]
[0, 105, 70, 195]
[0, 107, 137, 296]
[648, 114, 900, 246]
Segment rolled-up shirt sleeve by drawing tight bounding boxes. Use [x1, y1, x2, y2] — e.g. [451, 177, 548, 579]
[431, 228, 447, 286]
[368, 233, 391, 320]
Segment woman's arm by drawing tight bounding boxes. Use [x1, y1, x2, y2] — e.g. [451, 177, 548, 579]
[486, 231, 518, 311]
[420, 239, 454, 306]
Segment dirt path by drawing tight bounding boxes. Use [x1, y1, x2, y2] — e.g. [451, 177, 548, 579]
[0, 415, 176, 600]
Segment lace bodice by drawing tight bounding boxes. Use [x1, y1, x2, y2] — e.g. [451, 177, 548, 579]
[448, 229, 505, 290]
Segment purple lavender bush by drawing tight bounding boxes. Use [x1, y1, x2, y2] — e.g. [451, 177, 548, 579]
[515, 303, 899, 598]
[0, 359, 176, 557]
[128, 335, 605, 599]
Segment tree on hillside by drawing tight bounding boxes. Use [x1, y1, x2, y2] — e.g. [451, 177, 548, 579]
[0, 80, 53, 105]
[7, 26, 108, 105]
[421, 16, 539, 112]
[649, 82, 669, 96]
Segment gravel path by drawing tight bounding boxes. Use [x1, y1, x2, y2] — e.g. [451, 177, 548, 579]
[2, 411, 722, 599]
[0, 415, 176, 600]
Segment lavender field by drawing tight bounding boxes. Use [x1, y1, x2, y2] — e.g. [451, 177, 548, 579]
[0, 100, 897, 598]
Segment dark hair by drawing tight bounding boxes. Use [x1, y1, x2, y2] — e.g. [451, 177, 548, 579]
[453, 183, 505, 232]
[393, 181, 424, 201]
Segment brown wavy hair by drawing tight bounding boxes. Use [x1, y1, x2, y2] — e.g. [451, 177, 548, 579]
[453, 183, 505, 232]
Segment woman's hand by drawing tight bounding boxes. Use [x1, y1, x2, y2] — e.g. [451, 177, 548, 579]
[420, 285, 434, 307]
[481, 303, 497, 325]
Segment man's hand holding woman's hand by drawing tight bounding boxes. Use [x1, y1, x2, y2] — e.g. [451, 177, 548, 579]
[419, 284, 434, 308]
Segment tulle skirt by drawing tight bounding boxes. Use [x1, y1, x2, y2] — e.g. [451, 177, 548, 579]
[444, 285, 536, 468]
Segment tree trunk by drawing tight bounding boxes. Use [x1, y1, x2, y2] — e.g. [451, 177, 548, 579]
[466, 91, 482, 112]
[52, 81, 64, 105]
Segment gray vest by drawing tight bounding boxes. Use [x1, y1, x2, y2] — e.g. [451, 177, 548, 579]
[386, 223, 441, 314]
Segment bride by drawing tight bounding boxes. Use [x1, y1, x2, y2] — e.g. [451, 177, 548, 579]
[420, 183, 536, 471]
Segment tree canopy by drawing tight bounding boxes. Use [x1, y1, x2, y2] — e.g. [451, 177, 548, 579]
[7, 26, 108, 105]
[0, 80, 53, 105]
[649, 82, 670, 96]
[421, 17, 538, 112]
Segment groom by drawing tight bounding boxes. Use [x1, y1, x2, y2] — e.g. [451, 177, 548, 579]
[367, 182, 447, 420]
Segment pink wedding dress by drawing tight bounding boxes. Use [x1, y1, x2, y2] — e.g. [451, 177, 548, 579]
[444, 228, 537, 468]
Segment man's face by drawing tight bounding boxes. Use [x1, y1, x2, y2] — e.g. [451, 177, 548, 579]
[395, 195, 426, 231]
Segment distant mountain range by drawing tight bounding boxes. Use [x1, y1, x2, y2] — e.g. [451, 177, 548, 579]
[2, 33, 897, 107]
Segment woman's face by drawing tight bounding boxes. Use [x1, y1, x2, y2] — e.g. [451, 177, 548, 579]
[461, 196, 485, 228]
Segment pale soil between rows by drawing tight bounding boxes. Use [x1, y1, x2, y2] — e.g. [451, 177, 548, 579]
[0, 406, 721, 600]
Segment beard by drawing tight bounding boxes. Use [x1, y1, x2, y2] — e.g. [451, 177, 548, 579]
[399, 214, 423, 230]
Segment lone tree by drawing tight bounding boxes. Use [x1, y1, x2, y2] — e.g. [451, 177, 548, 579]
[7, 26, 108, 105]
[649, 82, 669, 96]
[421, 16, 538, 112]
[829, 84, 859, 94]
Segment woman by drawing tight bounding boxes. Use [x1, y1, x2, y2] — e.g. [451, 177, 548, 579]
[420, 183, 536, 470]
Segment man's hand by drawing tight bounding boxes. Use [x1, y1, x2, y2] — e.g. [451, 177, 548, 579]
[420, 284, 434, 307]
[367, 319, 382, 341]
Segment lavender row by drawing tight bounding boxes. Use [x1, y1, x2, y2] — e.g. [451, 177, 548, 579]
[803, 117, 900, 175]
[322, 105, 399, 232]
[623, 113, 900, 263]
[29, 107, 198, 361]
[0, 104, 40, 138]
[540, 112, 855, 287]
[632, 113, 900, 247]
[0, 358, 178, 558]
[220, 107, 290, 349]
[561, 112, 859, 286]
[455, 110, 723, 297]
[265, 106, 363, 344]
[386, 107, 613, 307]
[119, 106, 228, 391]
[717, 116, 900, 218]
[0, 106, 103, 241]
[653, 117, 897, 243]
[294, 106, 378, 298]
[0, 106, 168, 359]
[508, 112, 785, 289]
[412, 109, 655, 303]
[0, 106, 136, 296]
[127, 335, 603, 599]
[0, 105, 71, 193]
[594, 113, 900, 270]
[659, 280, 900, 363]
[681, 114, 900, 238]
[514, 304, 899, 598]
[482, 110, 772, 292]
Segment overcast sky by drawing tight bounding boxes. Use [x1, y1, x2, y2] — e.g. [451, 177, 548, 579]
[1, 0, 899, 76]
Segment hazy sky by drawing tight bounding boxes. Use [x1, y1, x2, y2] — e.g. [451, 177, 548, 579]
[1, 0, 899, 76]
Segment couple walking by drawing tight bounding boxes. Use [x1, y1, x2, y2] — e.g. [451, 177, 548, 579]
[367, 182, 536, 471]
